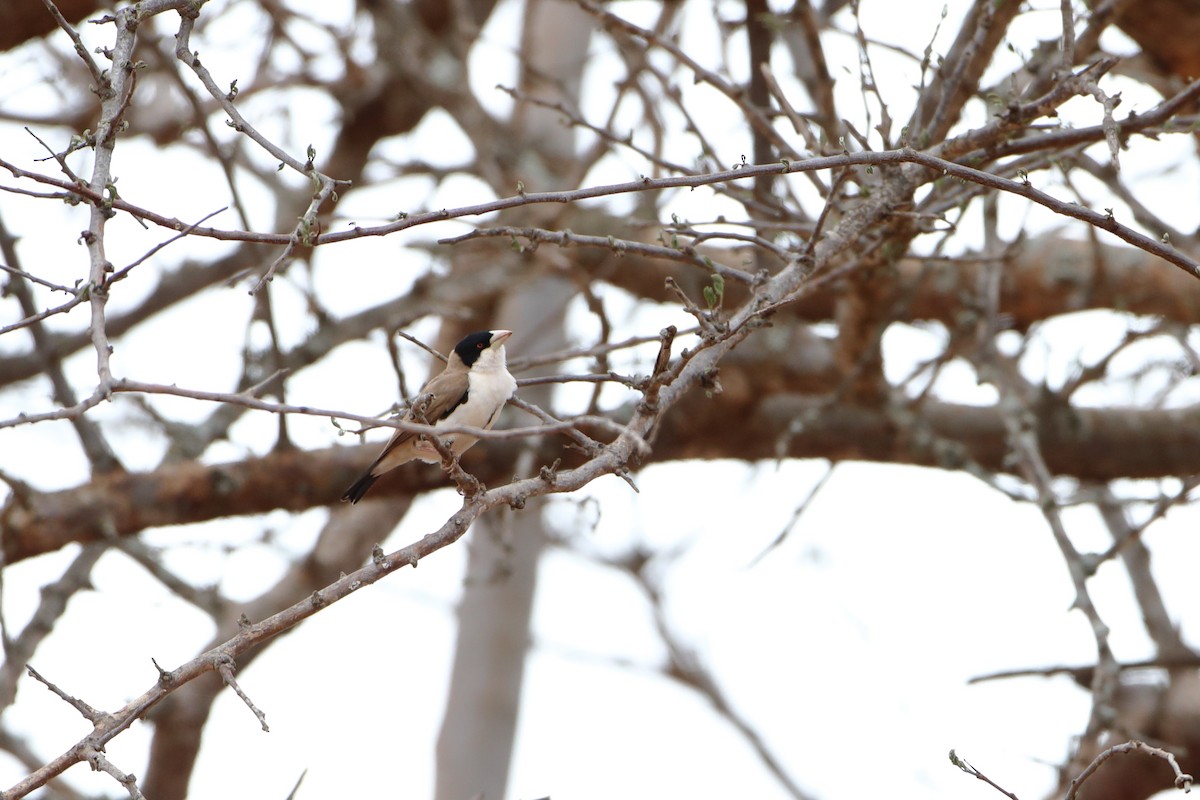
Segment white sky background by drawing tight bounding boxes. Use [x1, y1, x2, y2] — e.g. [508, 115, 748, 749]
[1, 0, 1199, 798]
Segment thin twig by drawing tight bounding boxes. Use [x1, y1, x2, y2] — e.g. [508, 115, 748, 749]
[25, 666, 105, 724]
[949, 750, 1021, 800]
[395, 330, 448, 363]
[38, 0, 105, 86]
[214, 655, 269, 732]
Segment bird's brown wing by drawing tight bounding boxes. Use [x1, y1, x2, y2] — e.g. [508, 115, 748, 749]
[373, 368, 470, 460]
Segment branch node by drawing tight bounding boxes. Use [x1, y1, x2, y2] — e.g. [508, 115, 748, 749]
[151, 657, 175, 686]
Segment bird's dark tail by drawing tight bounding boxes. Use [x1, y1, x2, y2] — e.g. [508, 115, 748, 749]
[341, 472, 379, 504]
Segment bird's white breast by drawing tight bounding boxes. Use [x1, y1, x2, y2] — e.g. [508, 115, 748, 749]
[440, 349, 516, 430]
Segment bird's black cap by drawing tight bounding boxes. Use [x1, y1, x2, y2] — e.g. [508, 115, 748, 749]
[454, 330, 499, 367]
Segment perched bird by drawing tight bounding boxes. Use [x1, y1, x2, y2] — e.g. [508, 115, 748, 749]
[341, 329, 517, 504]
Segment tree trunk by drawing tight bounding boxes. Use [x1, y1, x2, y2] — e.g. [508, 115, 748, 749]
[434, 5, 591, 792]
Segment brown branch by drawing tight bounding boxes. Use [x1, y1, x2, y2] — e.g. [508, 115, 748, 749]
[1067, 740, 1194, 800]
[6, 138, 1197, 281]
[0, 545, 104, 712]
[140, 499, 411, 797]
[969, 655, 1200, 685]
[8, 386, 1200, 567]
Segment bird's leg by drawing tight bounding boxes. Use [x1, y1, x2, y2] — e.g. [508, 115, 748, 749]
[422, 430, 483, 498]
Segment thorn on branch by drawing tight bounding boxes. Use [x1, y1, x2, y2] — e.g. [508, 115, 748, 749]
[151, 657, 174, 686]
[639, 325, 678, 417]
[615, 467, 640, 493]
[538, 459, 561, 488]
[653, 326, 677, 377]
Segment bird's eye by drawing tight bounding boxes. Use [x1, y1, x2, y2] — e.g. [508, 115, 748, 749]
[477, 342, 484, 349]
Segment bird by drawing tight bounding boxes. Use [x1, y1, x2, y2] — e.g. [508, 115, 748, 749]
[341, 329, 517, 504]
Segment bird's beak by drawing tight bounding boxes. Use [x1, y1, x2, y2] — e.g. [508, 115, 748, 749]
[491, 330, 514, 344]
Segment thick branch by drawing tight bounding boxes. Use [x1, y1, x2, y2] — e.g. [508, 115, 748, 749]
[6, 389, 1200, 564]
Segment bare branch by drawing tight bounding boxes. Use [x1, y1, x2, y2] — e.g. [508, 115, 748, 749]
[214, 655, 269, 733]
[1066, 740, 1194, 799]
[949, 750, 1021, 800]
